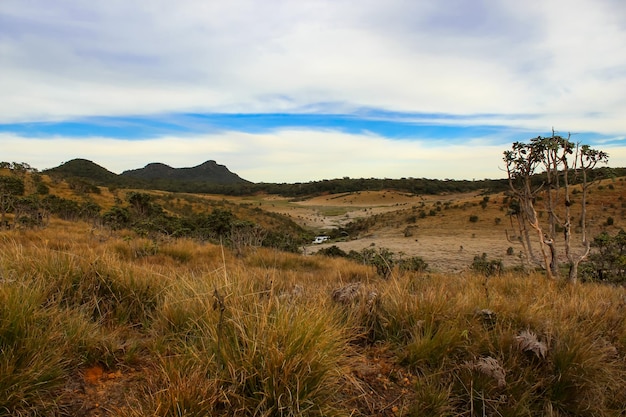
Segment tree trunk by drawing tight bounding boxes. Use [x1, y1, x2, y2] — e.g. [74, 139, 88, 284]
[545, 238, 559, 278]
[568, 261, 579, 284]
[530, 219, 554, 280]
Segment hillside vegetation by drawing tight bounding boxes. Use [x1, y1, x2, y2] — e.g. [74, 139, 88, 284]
[3, 219, 626, 416]
[42, 158, 516, 196]
[2, 163, 626, 415]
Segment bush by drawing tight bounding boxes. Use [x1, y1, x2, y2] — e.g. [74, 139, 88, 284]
[469, 215, 479, 223]
[581, 229, 626, 283]
[316, 245, 348, 258]
[471, 253, 503, 276]
[398, 256, 428, 273]
[351, 247, 395, 279]
[36, 182, 49, 195]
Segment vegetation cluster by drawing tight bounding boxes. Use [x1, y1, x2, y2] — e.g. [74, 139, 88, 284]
[1, 164, 308, 254]
[44, 158, 516, 197]
[316, 245, 428, 279]
[43, 158, 625, 199]
[2, 142, 626, 415]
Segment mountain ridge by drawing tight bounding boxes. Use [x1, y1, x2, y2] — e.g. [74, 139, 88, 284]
[121, 160, 249, 184]
[45, 158, 250, 186]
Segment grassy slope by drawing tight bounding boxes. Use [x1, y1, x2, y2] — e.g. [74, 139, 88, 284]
[1, 173, 626, 415]
[2, 224, 626, 416]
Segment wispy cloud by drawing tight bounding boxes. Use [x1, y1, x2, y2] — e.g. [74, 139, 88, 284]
[1, 0, 625, 181]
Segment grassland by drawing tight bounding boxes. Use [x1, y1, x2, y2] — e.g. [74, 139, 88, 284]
[2, 222, 626, 415]
[246, 179, 626, 273]
[2, 173, 626, 416]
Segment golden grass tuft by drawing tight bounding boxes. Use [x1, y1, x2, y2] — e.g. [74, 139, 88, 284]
[3, 220, 626, 415]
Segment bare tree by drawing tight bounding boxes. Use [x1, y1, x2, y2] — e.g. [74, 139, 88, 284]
[503, 132, 608, 282]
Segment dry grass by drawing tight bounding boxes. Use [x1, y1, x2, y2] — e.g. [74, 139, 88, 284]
[2, 175, 626, 415]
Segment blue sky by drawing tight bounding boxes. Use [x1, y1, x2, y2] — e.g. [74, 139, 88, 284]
[1, 0, 625, 182]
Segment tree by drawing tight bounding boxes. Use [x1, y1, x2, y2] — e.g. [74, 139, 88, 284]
[14, 195, 46, 228]
[503, 131, 608, 282]
[102, 206, 130, 230]
[0, 175, 25, 227]
[127, 192, 156, 217]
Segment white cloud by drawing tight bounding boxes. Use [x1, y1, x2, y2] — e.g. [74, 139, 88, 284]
[1, 0, 625, 134]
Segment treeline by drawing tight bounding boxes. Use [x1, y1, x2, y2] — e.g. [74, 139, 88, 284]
[100, 176, 511, 197]
[40, 158, 626, 197]
[99, 192, 306, 253]
[52, 169, 626, 198]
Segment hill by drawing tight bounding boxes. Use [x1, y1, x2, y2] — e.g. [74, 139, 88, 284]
[121, 160, 250, 185]
[44, 158, 251, 188]
[45, 158, 121, 184]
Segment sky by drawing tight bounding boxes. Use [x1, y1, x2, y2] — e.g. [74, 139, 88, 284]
[1, 0, 626, 183]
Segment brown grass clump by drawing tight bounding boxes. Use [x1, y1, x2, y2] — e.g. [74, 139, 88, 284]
[3, 219, 626, 415]
[516, 329, 548, 359]
[466, 356, 507, 388]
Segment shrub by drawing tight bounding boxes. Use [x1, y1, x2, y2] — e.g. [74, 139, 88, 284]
[398, 256, 428, 273]
[469, 215, 479, 223]
[350, 247, 395, 279]
[316, 245, 348, 258]
[580, 229, 626, 283]
[36, 182, 49, 195]
[471, 253, 503, 276]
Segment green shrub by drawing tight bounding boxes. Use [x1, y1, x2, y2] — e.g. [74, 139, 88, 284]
[350, 247, 395, 279]
[471, 253, 503, 276]
[316, 245, 348, 258]
[398, 256, 428, 273]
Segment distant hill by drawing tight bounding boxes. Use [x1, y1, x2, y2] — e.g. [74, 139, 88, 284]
[44, 159, 250, 188]
[121, 160, 250, 185]
[45, 159, 121, 183]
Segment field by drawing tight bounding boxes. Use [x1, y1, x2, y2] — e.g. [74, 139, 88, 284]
[2, 174, 626, 416]
[234, 181, 626, 273]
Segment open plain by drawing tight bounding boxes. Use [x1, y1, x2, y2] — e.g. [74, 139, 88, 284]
[235, 183, 625, 273]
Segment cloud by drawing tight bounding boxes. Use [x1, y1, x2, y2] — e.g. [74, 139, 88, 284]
[1, 0, 625, 182]
[1, 0, 626, 129]
[0, 130, 513, 182]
